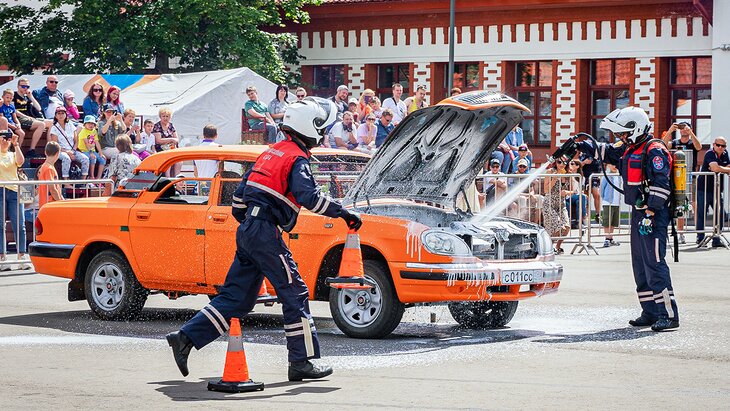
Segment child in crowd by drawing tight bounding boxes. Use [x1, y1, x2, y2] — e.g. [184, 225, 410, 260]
[0, 89, 25, 144]
[600, 163, 622, 247]
[137, 119, 156, 159]
[76, 115, 107, 180]
[38, 141, 63, 208]
[63, 90, 80, 121]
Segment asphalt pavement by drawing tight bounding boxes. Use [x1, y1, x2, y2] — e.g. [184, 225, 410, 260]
[0, 238, 728, 410]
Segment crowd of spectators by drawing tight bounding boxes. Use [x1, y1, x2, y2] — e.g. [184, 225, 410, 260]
[1, 75, 729, 258]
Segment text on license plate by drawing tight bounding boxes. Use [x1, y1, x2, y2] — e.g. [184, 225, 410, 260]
[501, 270, 543, 284]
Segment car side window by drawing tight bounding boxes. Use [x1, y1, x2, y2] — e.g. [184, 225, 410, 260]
[217, 161, 251, 206]
[155, 177, 212, 205]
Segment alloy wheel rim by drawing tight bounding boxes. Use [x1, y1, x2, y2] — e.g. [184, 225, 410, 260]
[91, 263, 125, 311]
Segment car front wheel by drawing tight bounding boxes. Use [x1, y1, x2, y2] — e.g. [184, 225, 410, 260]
[448, 300, 519, 329]
[329, 260, 404, 339]
[84, 250, 148, 320]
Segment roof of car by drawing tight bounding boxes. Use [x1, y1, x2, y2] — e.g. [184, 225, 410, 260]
[136, 144, 371, 173]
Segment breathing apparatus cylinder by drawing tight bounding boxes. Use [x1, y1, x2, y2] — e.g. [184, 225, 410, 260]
[672, 150, 688, 217]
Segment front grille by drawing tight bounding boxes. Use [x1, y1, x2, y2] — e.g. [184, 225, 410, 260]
[472, 233, 538, 260]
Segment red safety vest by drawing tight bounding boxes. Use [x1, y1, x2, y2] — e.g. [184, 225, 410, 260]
[625, 140, 671, 185]
[247, 138, 310, 211]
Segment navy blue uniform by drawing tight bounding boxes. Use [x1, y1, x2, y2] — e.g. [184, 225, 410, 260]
[181, 135, 348, 362]
[696, 148, 730, 245]
[579, 138, 679, 322]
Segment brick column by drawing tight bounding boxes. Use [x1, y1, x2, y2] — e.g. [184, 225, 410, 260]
[554, 59, 577, 144]
[633, 58, 656, 126]
[347, 64, 366, 97]
[482, 61, 502, 91]
[412, 62, 431, 105]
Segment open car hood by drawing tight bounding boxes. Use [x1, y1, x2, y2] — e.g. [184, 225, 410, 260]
[345, 91, 529, 208]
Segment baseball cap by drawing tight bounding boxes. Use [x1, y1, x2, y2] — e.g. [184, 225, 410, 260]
[55, 105, 67, 113]
[490, 158, 501, 166]
[102, 103, 114, 111]
[518, 144, 528, 151]
[337, 85, 349, 92]
[348, 97, 358, 105]
[83, 115, 96, 125]
[517, 158, 529, 167]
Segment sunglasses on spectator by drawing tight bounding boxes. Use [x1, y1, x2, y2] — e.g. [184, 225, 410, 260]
[93, 88, 102, 92]
[48, 80, 58, 84]
[490, 164, 500, 168]
[716, 143, 727, 148]
[296, 94, 305, 98]
[20, 85, 30, 89]
[518, 165, 527, 169]
[366, 117, 375, 121]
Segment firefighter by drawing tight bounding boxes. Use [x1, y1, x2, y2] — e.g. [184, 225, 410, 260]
[166, 97, 363, 381]
[574, 106, 679, 331]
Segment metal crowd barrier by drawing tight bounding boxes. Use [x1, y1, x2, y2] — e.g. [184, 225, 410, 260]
[476, 171, 594, 254]
[0, 178, 114, 270]
[477, 168, 730, 255]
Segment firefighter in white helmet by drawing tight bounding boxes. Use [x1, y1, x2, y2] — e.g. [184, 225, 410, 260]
[167, 97, 363, 380]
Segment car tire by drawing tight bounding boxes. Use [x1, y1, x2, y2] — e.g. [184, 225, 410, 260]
[84, 250, 148, 320]
[448, 300, 519, 329]
[329, 260, 404, 339]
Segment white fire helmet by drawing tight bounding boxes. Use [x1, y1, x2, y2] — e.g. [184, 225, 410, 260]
[599, 106, 652, 144]
[281, 96, 337, 147]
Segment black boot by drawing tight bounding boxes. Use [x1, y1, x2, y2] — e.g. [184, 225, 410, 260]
[628, 314, 656, 327]
[651, 318, 679, 332]
[166, 331, 193, 377]
[288, 360, 333, 381]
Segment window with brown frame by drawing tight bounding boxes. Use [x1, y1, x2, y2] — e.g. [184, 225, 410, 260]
[589, 59, 631, 142]
[311, 65, 346, 98]
[669, 57, 712, 144]
[514, 61, 552, 146]
[444, 63, 479, 96]
[376, 64, 410, 100]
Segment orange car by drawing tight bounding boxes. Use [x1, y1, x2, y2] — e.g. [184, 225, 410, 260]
[30, 90, 562, 338]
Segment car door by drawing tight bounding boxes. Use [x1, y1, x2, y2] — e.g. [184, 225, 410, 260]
[203, 161, 278, 288]
[128, 177, 210, 287]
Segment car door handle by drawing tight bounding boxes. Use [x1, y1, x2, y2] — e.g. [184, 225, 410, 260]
[211, 213, 228, 223]
[136, 211, 151, 221]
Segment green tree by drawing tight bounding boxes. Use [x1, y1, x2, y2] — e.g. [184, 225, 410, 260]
[0, 0, 316, 84]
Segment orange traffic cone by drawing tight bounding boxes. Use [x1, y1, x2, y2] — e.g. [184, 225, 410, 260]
[325, 229, 376, 290]
[207, 318, 264, 393]
[258, 281, 269, 297]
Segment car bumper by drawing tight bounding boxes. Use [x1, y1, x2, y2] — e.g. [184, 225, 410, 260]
[29, 241, 78, 279]
[393, 259, 563, 303]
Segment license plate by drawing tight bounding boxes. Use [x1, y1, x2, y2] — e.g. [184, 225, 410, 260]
[501, 270, 543, 284]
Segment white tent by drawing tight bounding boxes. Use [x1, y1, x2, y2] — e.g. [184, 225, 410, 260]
[0, 67, 282, 146]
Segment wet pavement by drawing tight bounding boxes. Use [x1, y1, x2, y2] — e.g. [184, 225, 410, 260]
[0, 239, 728, 409]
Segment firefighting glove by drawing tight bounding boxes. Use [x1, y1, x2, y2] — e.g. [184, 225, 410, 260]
[638, 213, 653, 236]
[341, 209, 363, 231]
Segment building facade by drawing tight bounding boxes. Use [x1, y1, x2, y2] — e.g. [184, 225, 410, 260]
[290, 0, 719, 158]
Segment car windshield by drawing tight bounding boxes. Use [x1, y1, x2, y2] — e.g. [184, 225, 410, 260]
[310, 154, 369, 199]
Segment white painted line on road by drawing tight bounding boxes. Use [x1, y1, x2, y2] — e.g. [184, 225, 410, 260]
[0, 335, 156, 345]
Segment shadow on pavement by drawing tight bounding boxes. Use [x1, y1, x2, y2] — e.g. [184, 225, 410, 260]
[0, 308, 544, 356]
[531, 326, 656, 343]
[149, 378, 339, 402]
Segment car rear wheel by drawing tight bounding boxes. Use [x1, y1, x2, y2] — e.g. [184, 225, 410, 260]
[448, 300, 518, 329]
[84, 250, 148, 320]
[329, 260, 404, 339]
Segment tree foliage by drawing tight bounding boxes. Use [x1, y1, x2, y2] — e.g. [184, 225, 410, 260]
[0, 0, 316, 84]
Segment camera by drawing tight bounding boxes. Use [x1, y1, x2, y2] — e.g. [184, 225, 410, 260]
[113, 110, 119, 115]
[0, 131, 12, 140]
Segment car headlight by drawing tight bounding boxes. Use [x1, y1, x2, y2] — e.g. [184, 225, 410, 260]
[421, 230, 471, 256]
[536, 228, 554, 256]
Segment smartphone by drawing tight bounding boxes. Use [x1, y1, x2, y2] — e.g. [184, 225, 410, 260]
[676, 123, 686, 130]
[133, 117, 141, 126]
